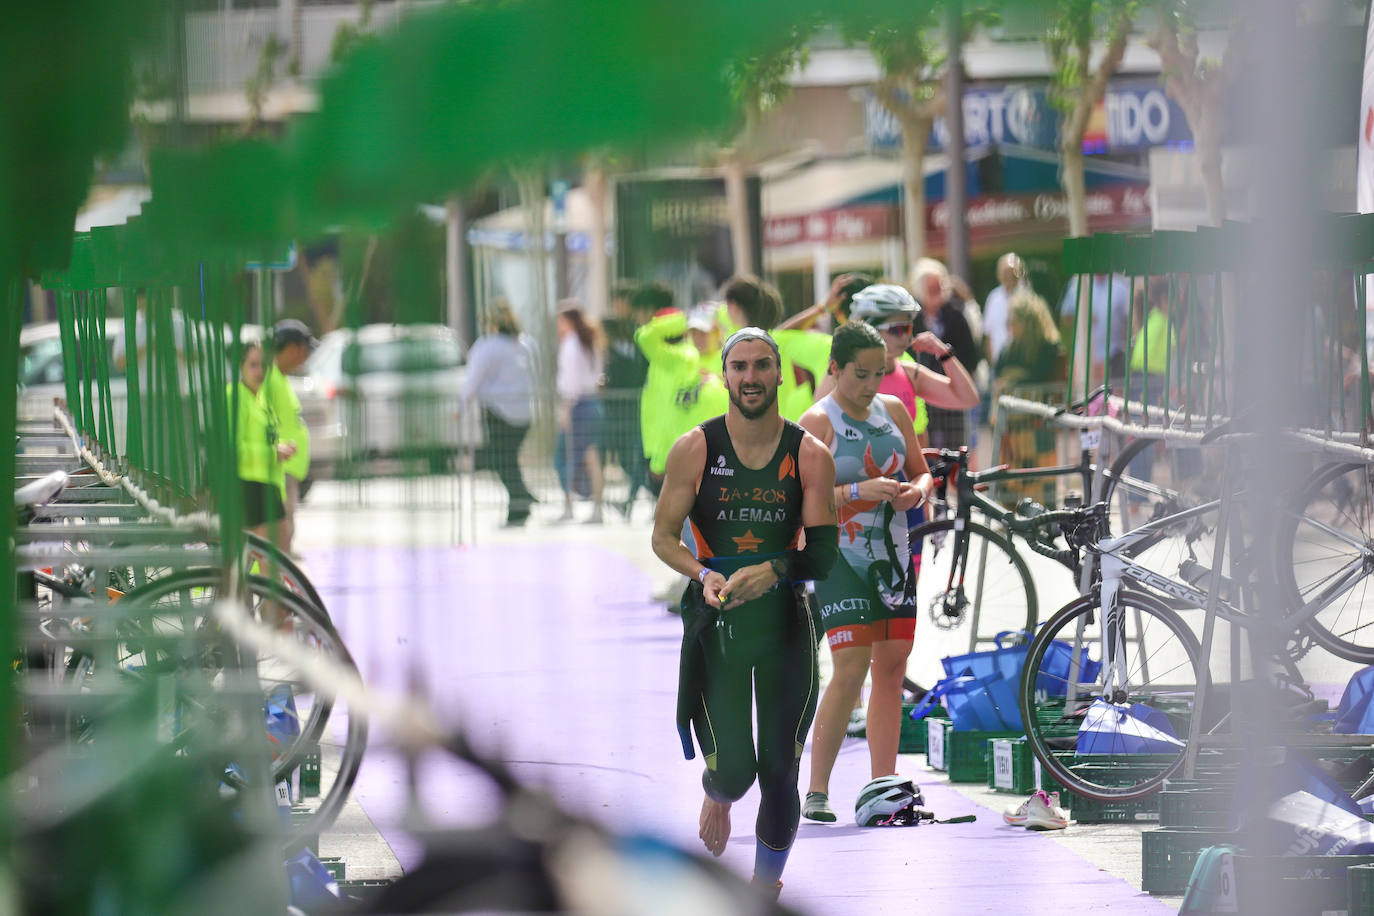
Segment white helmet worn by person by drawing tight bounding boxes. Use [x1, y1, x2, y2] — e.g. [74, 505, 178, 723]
[854, 775, 924, 827]
[847, 283, 919, 326]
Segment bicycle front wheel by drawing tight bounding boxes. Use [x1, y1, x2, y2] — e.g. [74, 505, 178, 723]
[1098, 436, 1211, 536]
[1276, 461, 1374, 663]
[1019, 589, 1204, 801]
[909, 517, 1037, 643]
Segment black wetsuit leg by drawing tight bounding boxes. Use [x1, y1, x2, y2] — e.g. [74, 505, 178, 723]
[698, 593, 819, 851]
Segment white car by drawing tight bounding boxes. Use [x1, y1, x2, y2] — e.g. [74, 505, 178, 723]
[19, 316, 264, 456]
[18, 319, 128, 430]
[292, 323, 481, 474]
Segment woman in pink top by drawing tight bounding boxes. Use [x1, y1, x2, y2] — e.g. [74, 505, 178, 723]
[815, 284, 979, 440]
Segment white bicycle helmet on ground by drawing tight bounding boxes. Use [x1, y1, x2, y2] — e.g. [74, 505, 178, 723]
[854, 775, 924, 826]
[848, 284, 919, 326]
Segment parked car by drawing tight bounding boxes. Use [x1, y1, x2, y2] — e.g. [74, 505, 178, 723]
[18, 316, 263, 456]
[19, 319, 128, 428]
[292, 323, 481, 475]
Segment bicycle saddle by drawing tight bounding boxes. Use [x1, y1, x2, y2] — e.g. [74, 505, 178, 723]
[14, 470, 68, 509]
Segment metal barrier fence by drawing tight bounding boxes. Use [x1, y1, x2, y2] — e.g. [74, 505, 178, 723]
[1059, 219, 1374, 447]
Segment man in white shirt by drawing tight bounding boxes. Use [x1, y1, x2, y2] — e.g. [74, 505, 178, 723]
[981, 252, 1025, 365]
[463, 303, 537, 526]
[1061, 273, 1132, 391]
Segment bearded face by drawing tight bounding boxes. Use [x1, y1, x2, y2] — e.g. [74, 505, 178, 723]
[722, 339, 781, 420]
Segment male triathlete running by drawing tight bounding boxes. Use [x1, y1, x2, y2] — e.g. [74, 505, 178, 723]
[653, 328, 838, 898]
[799, 321, 934, 823]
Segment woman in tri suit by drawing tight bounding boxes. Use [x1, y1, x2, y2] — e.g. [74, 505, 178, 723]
[800, 320, 935, 824]
[813, 284, 979, 577]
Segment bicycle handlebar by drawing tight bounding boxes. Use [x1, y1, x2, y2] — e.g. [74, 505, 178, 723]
[1024, 535, 1076, 566]
[1056, 384, 1111, 417]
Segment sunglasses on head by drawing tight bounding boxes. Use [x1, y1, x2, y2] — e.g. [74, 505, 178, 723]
[876, 322, 912, 337]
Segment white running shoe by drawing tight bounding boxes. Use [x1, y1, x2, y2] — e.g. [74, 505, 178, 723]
[1002, 790, 1069, 830]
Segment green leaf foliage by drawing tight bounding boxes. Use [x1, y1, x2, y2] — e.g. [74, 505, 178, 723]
[0, 0, 165, 279]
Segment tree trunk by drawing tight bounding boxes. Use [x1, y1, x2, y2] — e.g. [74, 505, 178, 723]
[721, 150, 754, 277]
[901, 128, 929, 273]
[1150, 20, 1230, 229]
[584, 162, 609, 317]
[298, 253, 341, 335]
[515, 168, 556, 401]
[445, 196, 470, 348]
[871, 79, 940, 279]
[1195, 118, 1225, 227]
[1061, 136, 1088, 238]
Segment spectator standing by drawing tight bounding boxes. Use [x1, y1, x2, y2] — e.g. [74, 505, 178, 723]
[556, 304, 606, 524]
[1122, 280, 1179, 507]
[231, 341, 296, 544]
[1061, 272, 1132, 388]
[463, 301, 537, 527]
[720, 276, 826, 422]
[993, 291, 1065, 506]
[262, 319, 316, 555]
[981, 253, 1026, 366]
[602, 282, 652, 519]
[909, 258, 983, 452]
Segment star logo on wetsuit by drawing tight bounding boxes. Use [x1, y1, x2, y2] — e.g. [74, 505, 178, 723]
[732, 529, 763, 553]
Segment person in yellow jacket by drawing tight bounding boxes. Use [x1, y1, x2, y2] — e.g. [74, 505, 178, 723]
[686, 304, 729, 427]
[636, 306, 715, 488]
[232, 342, 298, 542]
[261, 320, 316, 554]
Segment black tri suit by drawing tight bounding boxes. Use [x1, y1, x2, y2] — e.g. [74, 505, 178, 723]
[677, 415, 818, 855]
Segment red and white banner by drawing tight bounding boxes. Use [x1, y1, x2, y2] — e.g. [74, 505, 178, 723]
[927, 186, 1151, 249]
[764, 186, 1151, 251]
[764, 204, 896, 248]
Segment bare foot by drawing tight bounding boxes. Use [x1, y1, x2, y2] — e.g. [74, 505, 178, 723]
[699, 796, 731, 857]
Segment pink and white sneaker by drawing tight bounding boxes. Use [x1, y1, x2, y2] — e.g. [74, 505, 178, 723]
[1002, 790, 1069, 830]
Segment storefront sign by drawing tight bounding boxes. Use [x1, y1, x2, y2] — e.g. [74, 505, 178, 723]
[865, 80, 1192, 153]
[764, 204, 896, 248]
[764, 187, 1149, 251]
[1103, 81, 1192, 151]
[925, 185, 1151, 247]
[932, 85, 1057, 150]
[615, 175, 762, 294]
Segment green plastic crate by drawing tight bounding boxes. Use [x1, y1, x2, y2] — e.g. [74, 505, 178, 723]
[1141, 828, 1242, 895]
[1158, 779, 1235, 829]
[337, 879, 394, 903]
[299, 745, 322, 798]
[985, 738, 1067, 795]
[899, 704, 947, 754]
[319, 856, 346, 881]
[1067, 790, 1159, 824]
[925, 720, 1020, 782]
[1232, 854, 1374, 916]
[1350, 862, 1374, 915]
[291, 805, 320, 853]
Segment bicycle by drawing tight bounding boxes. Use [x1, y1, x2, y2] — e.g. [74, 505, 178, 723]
[909, 442, 1097, 652]
[14, 435, 363, 853]
[1017, 446, 1374, 802]
[906, 385, 1128, 659]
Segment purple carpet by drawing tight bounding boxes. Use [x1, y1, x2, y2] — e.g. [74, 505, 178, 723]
[309, 542, 1172, 914]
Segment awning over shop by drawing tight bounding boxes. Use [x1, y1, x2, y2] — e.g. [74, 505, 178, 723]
[466, 185, 611, 253]
[762, 145, 1151, 272]
[763, 144, 1147, 219]
[75, 185, 151, 232]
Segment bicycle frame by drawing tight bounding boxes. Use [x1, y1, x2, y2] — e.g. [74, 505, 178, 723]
[948, 451, 1097, 535]
[1099, 492, 1371, 641]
